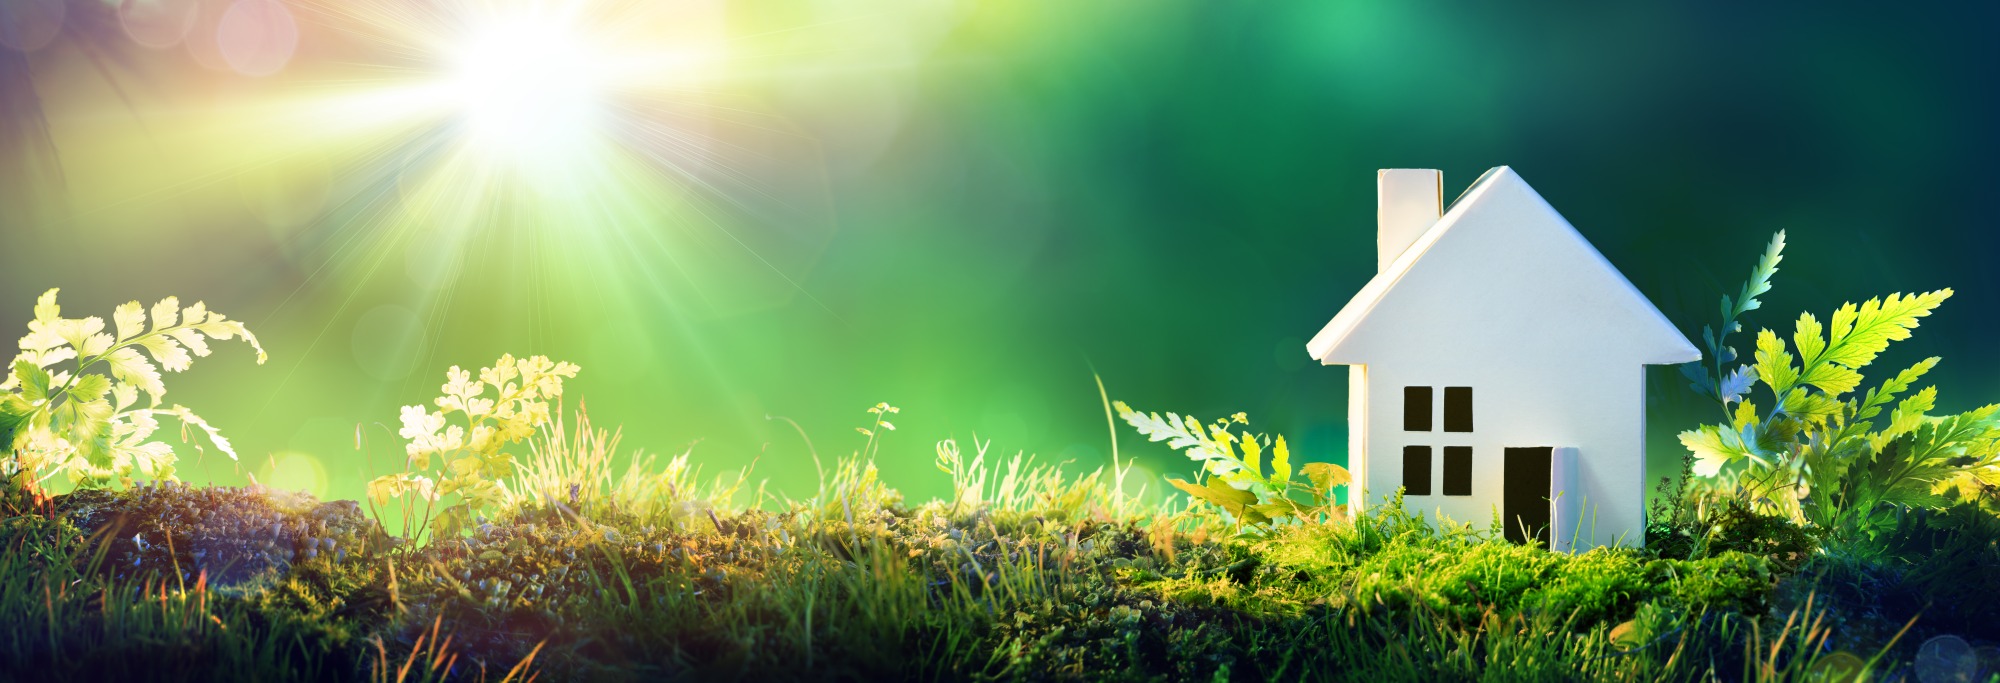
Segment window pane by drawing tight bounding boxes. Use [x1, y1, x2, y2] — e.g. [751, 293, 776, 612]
[1404, 386, 1432, 431]
[1444, 387, 1473, 432]
[1403, 445, 1432, 496]
[1443, 446, 1472, 496]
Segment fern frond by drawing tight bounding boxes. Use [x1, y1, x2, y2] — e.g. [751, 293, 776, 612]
[1728, 230, 1785, 322]
[1115, 401, 1336, 528]
[1680, 424, 1765, 477]
[1687, 232, 1785, 411]
[1752, 329, 1798, 397]
[1813, 290, 1952, 371]
[1855, 358, 1939, 422]
[2, 289, 265, 487]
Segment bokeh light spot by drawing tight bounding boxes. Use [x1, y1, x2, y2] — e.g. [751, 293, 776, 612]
[257, 451, 329, 498]
[215, 0, 297, 76]
[0, 0, 65, 52]
[119, 0, 199, 49]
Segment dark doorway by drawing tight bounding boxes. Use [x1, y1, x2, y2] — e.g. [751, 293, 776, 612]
[1503, 447, 1552, 545]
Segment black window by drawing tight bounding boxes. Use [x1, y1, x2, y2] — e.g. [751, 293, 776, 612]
[1444, 387, 1473, 432]
[1403, 445, 1432, 495]
[1404, 386, 1432, 431]
[1443, 446, 1472, 496]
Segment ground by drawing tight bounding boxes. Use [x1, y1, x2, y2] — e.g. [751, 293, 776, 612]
[2, 466, 1997, 682]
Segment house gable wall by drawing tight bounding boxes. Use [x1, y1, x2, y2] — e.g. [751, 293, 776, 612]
[1356, 357, 1647, 549]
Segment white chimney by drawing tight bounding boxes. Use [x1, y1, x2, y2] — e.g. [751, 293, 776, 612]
[1377, 169, 1442, 272]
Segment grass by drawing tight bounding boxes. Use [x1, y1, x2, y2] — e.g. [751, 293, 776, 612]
[1, 412, 1996, 681]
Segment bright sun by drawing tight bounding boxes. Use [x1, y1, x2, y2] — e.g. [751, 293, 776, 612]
[445, 17, 606, 163]
[297, 0, 732, 200]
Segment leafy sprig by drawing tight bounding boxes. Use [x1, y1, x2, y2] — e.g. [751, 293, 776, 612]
[369, 354, 578, 541]
[1681, 230, 1783, 414]
[1678, 233, 1996, 538]
[1114, 401, 1347, 528]
[1, 289, 264, 487]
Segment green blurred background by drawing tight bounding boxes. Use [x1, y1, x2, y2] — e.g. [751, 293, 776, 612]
[2, 1, 1995, 511]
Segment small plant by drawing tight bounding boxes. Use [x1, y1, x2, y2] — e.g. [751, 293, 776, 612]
[1113, 401, 1347, 529]
[1678, 233, 2000, 539]
[368, 353, 578, 541]
[509, 406, 751, 530]
[0, 289, 265, 488]
[855, 402, 898, 460]
[1680, 232, 1785, 418]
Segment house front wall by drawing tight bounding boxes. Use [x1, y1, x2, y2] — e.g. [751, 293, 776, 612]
[1353, 355, 1648, 549]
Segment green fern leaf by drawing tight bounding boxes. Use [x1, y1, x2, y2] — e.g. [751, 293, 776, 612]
[1753, 329, 1798, 396]
[1680, 424, 1760, 477]
[1240, 434, 1263, 482]
[120, 442, 176, 479]
[1781, 391, 1842, 425]
[59, 398, 115, 470]
[1732, 231, 1784, 319]
[105, 348, 165, 405]
[1301, 462, 1350, 494]
[112, 301, 146, 342]
[1872, 386, 1937, 451]
[1799, 363, 1864, 397]
[164, 405, 239, 461]
[32, 289, 59, 322]
[136, 336, 192, 373]
[68, 374, 110, 404]
[1792, 312, 1825, 368]
[13, 361, 50, 403]
[1856, 358, 1939, 421]
[1817, 290, 1951, 370]
[1717, 366, 1756, 405]
[167, 328, 210, 358]
[1270, 435, 1292, 488]
[1167, 476, 1256, 513]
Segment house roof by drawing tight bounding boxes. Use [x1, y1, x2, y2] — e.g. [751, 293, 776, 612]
[1306, 166, 1700, 366]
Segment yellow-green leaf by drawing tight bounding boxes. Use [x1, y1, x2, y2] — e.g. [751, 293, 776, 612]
[33, 289, 59, 322]
[56, 317, 106, 355]
[1730, 399, 1759, 432]
[180, 301, 208, 330]
[1168, 476, 1257, 511]
[13, 361, 50, 403]
[105, 348, 165, 405]
[1818, 291, 1950, 370]
[1800, 363, 1864, 398]
[68, 374, 110, 404]
[1301, 462, 1350, 494]
[110, 382, 139, 411]
[137, 336, 192, 373]
[150, 297, 180, 331]
[1753, 329, 1798, 396]
[167, 328, 210, 358]
[1241, 432, 1263, 481]
[79, 332, 114, 358]
[1271, 435, 1292, 486]
[1680, 425, 1755, 477]
[1250, 502, 1296, 521]
[1791, 312, 1825, 368]
[113, 301, 146, 341]
[1781, 390, 1842, 426]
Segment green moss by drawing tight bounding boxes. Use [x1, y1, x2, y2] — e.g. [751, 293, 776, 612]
[0, 471, 1955, 681]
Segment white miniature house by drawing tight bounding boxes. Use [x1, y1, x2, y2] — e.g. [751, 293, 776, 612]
[1306, 167, 1699, 551]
